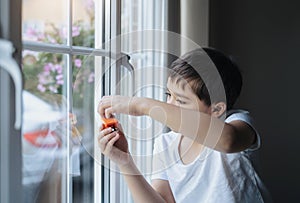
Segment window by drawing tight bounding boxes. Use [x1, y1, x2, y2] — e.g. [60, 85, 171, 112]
[22, 0, 104, 202]
[21, 0, 168, 202]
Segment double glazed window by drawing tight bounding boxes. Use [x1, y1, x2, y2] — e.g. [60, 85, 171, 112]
[21, 0, 167, 202]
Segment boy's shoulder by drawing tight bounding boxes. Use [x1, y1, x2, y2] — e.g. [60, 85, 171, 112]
[226, 109, 261, 151]
[225, 109, 252, 123]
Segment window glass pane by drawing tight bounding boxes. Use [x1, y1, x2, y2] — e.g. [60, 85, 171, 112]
[73, 0, 95, 47]
[22, 51, 69, 203]
[22, 0, 101, 202]
[22, 0, 68, 44]
[23, 51, 65, 94]
[72, 55, 95, 203]
[72, 55, 95, 106]
[22, 53, 97, 202]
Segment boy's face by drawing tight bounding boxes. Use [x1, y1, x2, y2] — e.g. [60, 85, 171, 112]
[166, 77, 212, 114]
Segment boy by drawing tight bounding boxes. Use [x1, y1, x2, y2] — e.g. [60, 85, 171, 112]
[98, 48, 272, 203]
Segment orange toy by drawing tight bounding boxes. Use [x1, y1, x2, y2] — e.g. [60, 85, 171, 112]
[102, 118, 118, 131]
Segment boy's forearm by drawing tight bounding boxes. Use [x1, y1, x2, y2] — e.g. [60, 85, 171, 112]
[140, 98, 233, 152]
[118, 158, 166, 203]
[141, 98, 204, 135]
[141, 98, 182, 131]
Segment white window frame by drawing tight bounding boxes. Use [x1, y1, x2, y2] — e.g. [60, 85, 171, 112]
[2, 0, 209, 202]
[21, 0, 126, 203]
[22, 0, 172, 203]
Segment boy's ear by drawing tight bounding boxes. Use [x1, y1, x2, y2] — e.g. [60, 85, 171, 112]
[211, 102, 226, 117]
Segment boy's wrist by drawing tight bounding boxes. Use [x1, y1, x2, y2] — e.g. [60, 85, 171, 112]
[118, 155, 139, 175]
[132, 97, 151, 116]
[131, 97, 165, 119]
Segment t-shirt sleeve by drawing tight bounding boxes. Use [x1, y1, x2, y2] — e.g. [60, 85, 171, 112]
[151, 135, 168, 181]
[225, 110, 261, 151]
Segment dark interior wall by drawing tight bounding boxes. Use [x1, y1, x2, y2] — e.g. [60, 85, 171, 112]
[209, 1, 300, 202]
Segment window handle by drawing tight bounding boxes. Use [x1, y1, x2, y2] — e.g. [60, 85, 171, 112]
[119, 52, 135, 85]
[119, 53, 134, 72]
[111, 52, 134, 72]
[0, 39, 22, 129]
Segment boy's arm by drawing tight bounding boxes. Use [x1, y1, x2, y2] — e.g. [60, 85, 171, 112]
[119, 160, 174, 203]
[146, 99, 256, 153]
[98, 125, 171, 203]
[98, 96, 255, 153]
[152, 180, 176, 203]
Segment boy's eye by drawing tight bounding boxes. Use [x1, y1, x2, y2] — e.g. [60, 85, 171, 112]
[176, 99, 186, 105]
[165, 92, 171, 97]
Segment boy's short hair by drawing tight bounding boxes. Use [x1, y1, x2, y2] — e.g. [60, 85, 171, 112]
[169, 47, 242, 110]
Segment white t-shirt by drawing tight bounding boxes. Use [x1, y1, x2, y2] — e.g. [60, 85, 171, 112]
[151, 110, 272, 203]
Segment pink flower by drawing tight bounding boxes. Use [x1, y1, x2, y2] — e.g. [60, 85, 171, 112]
[88, 72, 95, 83]
[46, 34, 57, 44]
[72, 26, 80, 37]
[44, 63, 53, 73]
[56, 74, 63, 81]
[74, 59, 82, 68]
[56, 80, 64, 85]
[55, 64, 63, 74]
[38, 72, 53, 84]
[26, 27, 37, 36]
[43, 71, 50, 76]
[24, 27, 38, 41]
[84, 0, 95, 12]
[37, 84, 46, 92]
[60, 25, 81, 38]
[37, 33, 45, 41]
[49, 86, 58, 93]
[61, 26, 68, 39]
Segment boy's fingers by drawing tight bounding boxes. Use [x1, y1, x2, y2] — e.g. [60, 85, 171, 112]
[98, 103, 106, 118]
[98, 127, 112, 139]
[98, 131, 117, 151]
[103, 133, 120, 154]
[105, 107, 114, 118]
[99, 124, 104, 131]
[98, 97, 113, 118]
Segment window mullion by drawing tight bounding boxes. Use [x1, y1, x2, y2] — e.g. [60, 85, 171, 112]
[23, 41, 122, 57]
[109, 0, 122, 203]
[61, 0, 73, 202]
[23, 41, 107, 55]
[94, 0, 105, 202]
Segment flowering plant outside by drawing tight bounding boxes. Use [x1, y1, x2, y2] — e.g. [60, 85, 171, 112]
[23, 22, 95, 95]
[22, 0, 95, 102]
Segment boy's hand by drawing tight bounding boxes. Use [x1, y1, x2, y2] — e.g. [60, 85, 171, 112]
[98, 95, 148, 118]
[98, 122, 131, 166]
